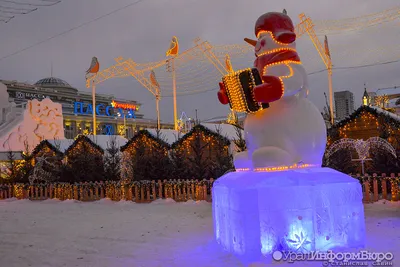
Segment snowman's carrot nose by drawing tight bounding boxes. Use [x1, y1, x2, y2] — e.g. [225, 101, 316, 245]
[244, 38, 257, 46]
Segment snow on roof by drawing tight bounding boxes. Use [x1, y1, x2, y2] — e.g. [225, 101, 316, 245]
[387, 98, 399, 108]
[145, 129, 180, 145]
[47, 139, 74, 153]
[376, 87, 400, 96]
[86, 135, 128, 150]
[370, 106, 400, 121]
[201, 123, 242, 141]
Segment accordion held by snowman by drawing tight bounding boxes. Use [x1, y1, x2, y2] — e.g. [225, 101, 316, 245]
[221, 68, 269, 113]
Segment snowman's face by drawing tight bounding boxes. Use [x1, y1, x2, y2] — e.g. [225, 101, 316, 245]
[255, 31, 296, 57]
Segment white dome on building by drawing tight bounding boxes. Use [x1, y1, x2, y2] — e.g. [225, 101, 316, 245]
[34, 77, 78, 94]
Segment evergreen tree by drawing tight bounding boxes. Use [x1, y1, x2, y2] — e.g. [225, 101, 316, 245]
[170, 148, 189, 179]
[128, 140, 148, 181]
[377, 117, 390, 140]
[187, 130, 210, 179]
[169, 131, 190, 179]
[4, 148, 19, 181]
[370, 146, 399, 174]
[104, 136, 121, 181]
[14, 141, 34, 183]
[147, 129, 172, 180]
[64, 141, 105, 182]
[323, 149, 357, 174]
[233, 125, 246, 152]
[210, 126, 234, 178]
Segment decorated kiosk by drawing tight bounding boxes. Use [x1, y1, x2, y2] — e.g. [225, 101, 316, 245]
[213, 10, 365, 262]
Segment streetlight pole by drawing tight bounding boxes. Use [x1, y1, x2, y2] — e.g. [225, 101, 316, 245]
[124, 114, 126, 137]
[118, 111, 127, 138]
[92, 82, 97, 135]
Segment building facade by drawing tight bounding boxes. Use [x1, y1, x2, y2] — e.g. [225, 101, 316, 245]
[334, 90, 354, 121]
[2, 77, 173, 139]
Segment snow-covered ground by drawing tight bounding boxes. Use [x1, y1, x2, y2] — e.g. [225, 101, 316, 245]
[0, 199, 399, 267]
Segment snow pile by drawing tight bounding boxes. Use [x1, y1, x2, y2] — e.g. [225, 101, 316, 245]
[201, 123, 241, 141]
[86, 135, 128, 150]
[146, 128, 180, 145]
[0, 200, 399, 266]
[0, 97, 65, 152]
[47, 139, 74, 153]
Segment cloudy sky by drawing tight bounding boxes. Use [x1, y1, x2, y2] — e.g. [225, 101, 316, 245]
[0, 0, 399, 123]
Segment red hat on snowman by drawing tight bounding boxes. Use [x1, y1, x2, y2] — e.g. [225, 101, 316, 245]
[244, 9, 296, 46]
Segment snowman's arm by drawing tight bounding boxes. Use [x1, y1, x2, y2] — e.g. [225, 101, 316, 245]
[280, 63, 307, 97]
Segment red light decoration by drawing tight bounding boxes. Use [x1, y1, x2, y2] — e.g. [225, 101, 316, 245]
[111, 100, 139, 111]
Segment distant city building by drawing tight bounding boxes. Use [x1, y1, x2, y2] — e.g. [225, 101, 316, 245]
[334, 90, 354, 121]
[1, 77, 173, 139]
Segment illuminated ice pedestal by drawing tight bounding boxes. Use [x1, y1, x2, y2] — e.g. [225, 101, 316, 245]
[212, 167, 365, 262]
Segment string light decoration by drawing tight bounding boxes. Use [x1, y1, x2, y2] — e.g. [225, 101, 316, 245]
[325, 137, 397, 174]
[31, 140, 63, 160]
[78, 7, 400, 130]
[120, 130, 170, 155]
[328, 105, 400, 145]
[226, 110, 239, 125]
[212, 7, 400, 69]
[29, 154, 59, 184]
[313, 6, 400, 35]
[221, 68, 265, 113]
[0, 0, 61, 24]
[375, 95, 390, 109]
[176, 111, 194, 133]
[120, 130, 170, 181]
[82, 7, 400, 132]
[64, 135, 104, 158]
[171, 124, 230, 159]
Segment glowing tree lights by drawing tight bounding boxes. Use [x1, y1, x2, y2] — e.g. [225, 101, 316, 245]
[212, 11, 365, 264]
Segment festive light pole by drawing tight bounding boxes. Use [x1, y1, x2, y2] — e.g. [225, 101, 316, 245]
[297, 14, 334, 125]
[85, 57, 100, 135]
[117, 111, 127, 138]
[165, 36, 179, 130]
[84, 6, 400, 131]
[150, 70, 161, 130]
[91, 83, 97, 135]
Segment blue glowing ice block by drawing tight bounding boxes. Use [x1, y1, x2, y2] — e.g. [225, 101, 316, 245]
[212, 167, 365, 262]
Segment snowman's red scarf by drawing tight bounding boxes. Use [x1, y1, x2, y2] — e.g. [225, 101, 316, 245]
[255, 49, 300, 72]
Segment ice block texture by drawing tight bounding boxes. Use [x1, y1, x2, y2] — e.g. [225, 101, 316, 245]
[212, 167, 365, 262]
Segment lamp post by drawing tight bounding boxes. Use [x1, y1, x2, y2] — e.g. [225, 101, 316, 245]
[92, 82, 97, 135]
[117, 111, 127, 138]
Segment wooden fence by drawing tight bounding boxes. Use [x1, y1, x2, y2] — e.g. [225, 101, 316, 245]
[355, 173, 400, 203]
[0, 179, 215, 203]
[0, 173, 399, 204]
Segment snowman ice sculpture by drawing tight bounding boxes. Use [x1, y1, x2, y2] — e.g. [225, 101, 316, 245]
[218, 11, 326, 170]
[213, 11, 365, 263]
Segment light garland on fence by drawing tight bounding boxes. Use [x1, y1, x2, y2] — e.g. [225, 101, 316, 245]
[2, 177, 400, 203]
[353, 174, 400, 202]
[0, 179, 216, 202]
